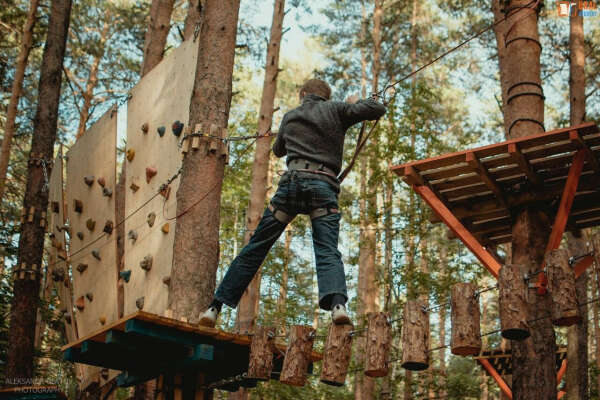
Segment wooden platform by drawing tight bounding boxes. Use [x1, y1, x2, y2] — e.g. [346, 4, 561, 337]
[61, 311, 321, 391]
[391, 123, 600, 245]
[475, 347, 567, 376]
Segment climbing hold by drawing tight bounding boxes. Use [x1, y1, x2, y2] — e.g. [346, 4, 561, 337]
[128, 230, 138, 242]
[92, 250, 101, 261]
[146, 166, 157, 183]
[130, 181, 140, 192]
[86, 292, 94, 302]
[77, 263, 88, 273]
[86, 218, 96, 231]
[126, 149, 135, 162]
[103, 187, 113, 197]
[157, 126, 166, 137]
[141, 122, 149, 134]
[84, 176, 95, 186]
[136, 297, 145, 310]
[103, 220, 114, 235]
[140, 255, 153, 271]
[51, 201, 60, 213]
[100, 368, 109, 379]
[77, 231, 84, 240]
[97, 177, 106, 187]
[161, 223, 170, 234]
[172, 120, 184, 137]
[74, 199, 83, 213]
[119, 270, 132, 282]
[51, 267, 65, 282]
[147, 212, 156, 227]
[99, 316, 106, 326]
[75, 296, 85, 311]
[162, 276, 171, 286]
[65, 315, 72, 324]
[160, 185, 171, 200]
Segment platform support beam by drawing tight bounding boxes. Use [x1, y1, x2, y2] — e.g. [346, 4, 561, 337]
[411, 184, 501, 279]
[536, 149, 585, 294]
[478, 359, 512, 399]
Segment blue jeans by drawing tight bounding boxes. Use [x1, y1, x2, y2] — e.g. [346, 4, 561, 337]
[214, 172, 347, 311]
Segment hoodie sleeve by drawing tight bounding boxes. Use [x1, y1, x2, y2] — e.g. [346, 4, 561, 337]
[338, 98, 387, 128]
[272, 114, 287, 158]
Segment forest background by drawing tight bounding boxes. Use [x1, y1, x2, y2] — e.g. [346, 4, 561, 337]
[0, 0, 599, 399]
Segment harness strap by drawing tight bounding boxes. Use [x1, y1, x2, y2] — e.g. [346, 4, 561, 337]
[268, 204, 294, 224]
[309, 207, 340, 220]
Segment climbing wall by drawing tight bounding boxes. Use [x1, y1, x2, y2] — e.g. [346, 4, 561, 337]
[123, 39, 199, 316]
[66, 107, 119, 337]
[47, 146, 79, 344]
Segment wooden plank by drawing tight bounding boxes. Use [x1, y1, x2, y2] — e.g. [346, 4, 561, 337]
[523, 141, 576, 163]
[66, 108, 118, 338]
[574, 255, 594, 278]
[124, 39, 199, 317]
[556, 359, 567, 384]
[508, 143, 542, 187]
[414, 185, 501, 278]
[391, 123, 598, 177]
[570, 129, 600, 175]
[466, 152, 508, 208]
[478, 359, 512, 399]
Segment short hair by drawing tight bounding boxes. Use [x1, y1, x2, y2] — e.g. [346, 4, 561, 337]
[300, 79, 331, 100]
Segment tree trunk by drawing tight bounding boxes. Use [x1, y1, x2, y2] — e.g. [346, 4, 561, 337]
[401, 301, 429, 371]
[234, 0, 285, 335]
[438, 247, 448, 398]
[0, 0, 40, 203]
[5, 0, 72, 383]
[546, 249, 580, 327]
[321, 323, 354, 386]
[593, 248, 600, 399]
[279, 325, 315, 387]
[450, 282, 482, 356]
[247, 326, 275, 381]
[168, 0, 240, 323]
[141, 0, 175, 77]
[565, 9, 588, 399]
[183, 0, 203, 40]
[492, 1, 555, 398]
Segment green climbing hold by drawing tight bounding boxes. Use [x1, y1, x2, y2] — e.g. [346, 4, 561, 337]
[157, 126, 166, 137]
[119, 270, 132, 283]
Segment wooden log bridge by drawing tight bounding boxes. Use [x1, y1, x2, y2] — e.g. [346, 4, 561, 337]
[61, 312, 321, 393]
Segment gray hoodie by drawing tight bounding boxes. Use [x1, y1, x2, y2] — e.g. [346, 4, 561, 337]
[273, 93, 386, 190]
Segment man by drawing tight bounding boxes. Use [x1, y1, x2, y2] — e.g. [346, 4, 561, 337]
[199, 78, 386, 327]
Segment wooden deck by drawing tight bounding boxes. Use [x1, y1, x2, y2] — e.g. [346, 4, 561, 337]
[391, 123, 600, 245]
[61, 311, 321, 391]
[475, 347, 567, 376]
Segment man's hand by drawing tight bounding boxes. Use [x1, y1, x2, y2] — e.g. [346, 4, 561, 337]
[345, 94, 359, 104]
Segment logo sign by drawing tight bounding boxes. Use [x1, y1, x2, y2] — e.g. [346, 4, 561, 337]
[557, 1, 598, 16]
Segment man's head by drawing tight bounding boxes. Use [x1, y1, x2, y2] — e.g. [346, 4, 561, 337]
[299, 79, 331, 100]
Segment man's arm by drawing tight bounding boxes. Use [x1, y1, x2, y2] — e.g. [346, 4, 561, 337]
[272, 114, 287, 157]
[339, 97, 387, 127]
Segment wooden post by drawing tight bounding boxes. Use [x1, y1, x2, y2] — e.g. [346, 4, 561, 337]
[450, 282, 482, 356]
[401, 301, 430, 371]
[364, 312, 391, 377]
[546, 249, 581, 327]
[247, 326, 275, 381]
[280, 325, 315, 386]
[499, 264, 530, 340]
[320, 323, 353, 386]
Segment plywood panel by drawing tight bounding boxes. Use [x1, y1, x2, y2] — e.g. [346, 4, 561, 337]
[66, 108, 118, 338]
[124, 39, 199, 316]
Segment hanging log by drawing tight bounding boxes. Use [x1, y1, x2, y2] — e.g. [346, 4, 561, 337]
[450, 282, 482, 356]
[401, 301, 429, 371]
[546, 249, 581, 326]
[499, 263, 530, 340]
[365, 312, 392, 377]
[321, 322, 353, 386]
[279, 325, 315, 386]
[247, 326, 275, 381]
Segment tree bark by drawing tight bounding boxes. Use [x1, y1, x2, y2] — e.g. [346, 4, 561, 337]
[492, 1, 555, 398]
[141, 0, 175, 77]
[234, 0, 285, 335]
[168, 0, 240, 323]
[450, 282, 482, 356]
[565, 9, 588, 399]
[321, 323, 353, 386]
[279, 325, 315, 387]
[499, 263, 530, 340]
[365, 312, 391, 377]
[247, 326, 275, 381]
[401, 301, 429, 371]
[546, 249, 580, 327]
[0, 0, 40, 203]
[6, 0, 72, 383]
[183, 0, 203, 40]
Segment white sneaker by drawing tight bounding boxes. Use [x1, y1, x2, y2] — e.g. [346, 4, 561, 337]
[331, 304, 351, 325]
[198, 306, 218, 328]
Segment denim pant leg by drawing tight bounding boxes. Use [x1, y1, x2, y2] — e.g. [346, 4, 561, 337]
[214, 208, 289, 308]
[311, 212, 347, 310]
